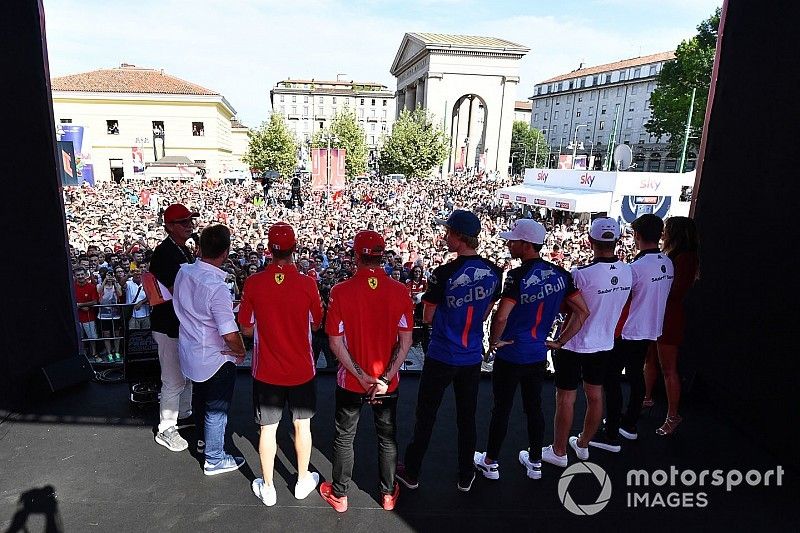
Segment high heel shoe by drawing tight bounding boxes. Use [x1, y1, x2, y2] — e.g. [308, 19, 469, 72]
[656, 415, 682, 436]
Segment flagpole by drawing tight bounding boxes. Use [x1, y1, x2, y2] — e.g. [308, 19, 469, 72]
[678, 87, 697, 173]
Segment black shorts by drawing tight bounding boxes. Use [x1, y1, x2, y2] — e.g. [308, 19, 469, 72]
[553, 348, 610, 390]
[253, 378, 316, 426]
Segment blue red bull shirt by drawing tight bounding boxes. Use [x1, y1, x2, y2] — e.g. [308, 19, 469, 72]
[497, 258, 578, 364]
[423, 255, 503, 366]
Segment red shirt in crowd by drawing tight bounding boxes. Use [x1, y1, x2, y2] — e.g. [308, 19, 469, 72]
[405, 279, 427, 299]
[238, 263, 323, 386]
[325, 267, 414, 393]
[75, 281, 99, 323]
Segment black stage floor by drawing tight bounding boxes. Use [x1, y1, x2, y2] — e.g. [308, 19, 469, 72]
[1, 371, 796, 532]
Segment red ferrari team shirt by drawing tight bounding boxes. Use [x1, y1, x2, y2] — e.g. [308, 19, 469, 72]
[239, 263, 323, 386]
[325, 267, 414, 394]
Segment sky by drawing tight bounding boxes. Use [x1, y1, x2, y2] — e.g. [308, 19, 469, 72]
[44, 0, 721, 127]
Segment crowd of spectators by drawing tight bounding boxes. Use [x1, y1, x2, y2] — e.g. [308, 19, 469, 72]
[65, 173, 639, 360]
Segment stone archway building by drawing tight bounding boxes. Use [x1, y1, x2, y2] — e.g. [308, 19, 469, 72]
[390, 33, 529, 175]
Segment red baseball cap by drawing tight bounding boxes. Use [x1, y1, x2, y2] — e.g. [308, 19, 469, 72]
[353, 230, 385, 257]
[164, 203, 200, 223]
[268, 222, 296, 251]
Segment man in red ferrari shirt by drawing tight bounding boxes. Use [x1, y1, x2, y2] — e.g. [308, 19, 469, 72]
[238, 222, 324, 507]
[319, 230, 414, 513]
[74, 266, 99, 361]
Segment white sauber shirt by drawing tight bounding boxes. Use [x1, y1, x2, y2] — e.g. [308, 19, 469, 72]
[173, 260, 239, 382]
[564, 257, 632, 354]
[620, 249, 674, 341]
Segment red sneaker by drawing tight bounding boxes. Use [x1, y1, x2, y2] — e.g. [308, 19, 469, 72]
[382, 483, 400, 511]
[320, 481, 348, 512]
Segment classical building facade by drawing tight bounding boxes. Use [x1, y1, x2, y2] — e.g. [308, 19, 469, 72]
[529, 51, 695, 172]
[390, 33, 529, 175]
[51, 64, 248, 182]
[269, 79, 396, 158]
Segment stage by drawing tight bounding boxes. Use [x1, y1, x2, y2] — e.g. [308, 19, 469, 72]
[1, 372, 796, 532]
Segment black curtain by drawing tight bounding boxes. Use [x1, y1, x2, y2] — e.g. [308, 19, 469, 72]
[0, 1, 80, 407]
[686, 0, 800, 468]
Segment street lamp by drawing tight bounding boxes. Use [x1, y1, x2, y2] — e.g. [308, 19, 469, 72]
[321, 131, 339, 201]
[569, 124, 588, 169]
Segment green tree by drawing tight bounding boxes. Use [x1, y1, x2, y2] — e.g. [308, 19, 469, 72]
[243, 114, 297, 177]
[646, 8, 721, 153]
[510, 121, 549, 174]
[311, 110, 367, 179]
[378, 107, 449, 178]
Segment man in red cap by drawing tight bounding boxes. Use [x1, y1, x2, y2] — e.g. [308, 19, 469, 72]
[150, 203, 199, 452]
[319, 230, 414, 513]
[238, 222, 324, 507]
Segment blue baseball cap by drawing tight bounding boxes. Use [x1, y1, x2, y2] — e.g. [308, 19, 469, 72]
[434, 209, 481, 238]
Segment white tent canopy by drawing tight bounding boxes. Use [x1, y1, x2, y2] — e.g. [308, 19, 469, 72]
[497, 184, 613, 212]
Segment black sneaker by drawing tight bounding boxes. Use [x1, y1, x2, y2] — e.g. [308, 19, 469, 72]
[588, 428, 621, 453]
[457, 471, 476, 492]
[395, 463, 419, 490]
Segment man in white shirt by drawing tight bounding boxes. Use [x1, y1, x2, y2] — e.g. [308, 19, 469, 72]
[591, 214, 673, 452]
[173, 224, 247, 476]
[542, 218, 632, 467]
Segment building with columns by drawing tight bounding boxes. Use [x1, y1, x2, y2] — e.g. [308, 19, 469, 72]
[390, 33, 529, 175]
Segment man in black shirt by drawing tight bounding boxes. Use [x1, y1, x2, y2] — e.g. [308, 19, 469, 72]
[150, 203, 199, 452]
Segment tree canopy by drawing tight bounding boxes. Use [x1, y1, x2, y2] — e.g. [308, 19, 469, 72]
[242, 114, 297, 178]
[378, 107, 449, 178]
[510, 121, 549, 174]
[311, 110, 367, 179]
[646, 8, 721, 153]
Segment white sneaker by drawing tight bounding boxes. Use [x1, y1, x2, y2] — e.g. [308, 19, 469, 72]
[541, 445, 568, 468]
[473, 452, 500, 480]
[155, 427, 188, 452]
[252, 478, 277, 506]
[569, 436, 589, 461]
[294, 472, 320, 500]
[518, 449, 542, 480]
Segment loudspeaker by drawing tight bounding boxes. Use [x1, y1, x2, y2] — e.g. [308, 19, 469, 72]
[40, 357, 93, 393]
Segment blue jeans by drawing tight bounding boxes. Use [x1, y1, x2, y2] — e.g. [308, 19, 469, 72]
[192, 362, 236, 464]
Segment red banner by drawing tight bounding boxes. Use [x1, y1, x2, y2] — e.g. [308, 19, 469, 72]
[311, 148, 326, 191]
[330, 148, 346, 191]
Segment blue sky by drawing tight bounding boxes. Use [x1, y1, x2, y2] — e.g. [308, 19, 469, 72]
[44, 0, 720, 127]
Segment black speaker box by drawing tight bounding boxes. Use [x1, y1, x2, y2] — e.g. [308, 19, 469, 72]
[39, 357, 92, 393]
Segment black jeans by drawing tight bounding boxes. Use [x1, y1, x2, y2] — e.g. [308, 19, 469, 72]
[404, 358, 481, 479]
[487, 358, 546, 462]
[192, 362, 237, 464]
[604, 338, 651, 434]
[332, 386, 398, 497]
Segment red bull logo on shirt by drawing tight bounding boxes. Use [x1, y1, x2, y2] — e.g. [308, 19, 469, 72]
[446, 282, 497, 308]
[520, 276, 566, 305]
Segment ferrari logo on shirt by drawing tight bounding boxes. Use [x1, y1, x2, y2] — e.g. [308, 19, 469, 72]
[275, 273, 285, 284]
[368, 277, 378, 290]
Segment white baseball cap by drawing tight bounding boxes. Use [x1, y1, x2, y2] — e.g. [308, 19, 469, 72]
[589, 217, 620, 241]
[499, 219, 546, 245]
